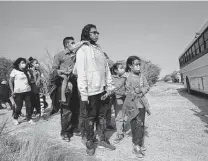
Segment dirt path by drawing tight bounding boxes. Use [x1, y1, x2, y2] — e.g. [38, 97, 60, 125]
[1, 82, 208, 161]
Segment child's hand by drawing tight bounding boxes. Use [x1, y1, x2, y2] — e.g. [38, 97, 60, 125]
[135, 87, 142, 94]
[146, 108, 151, 116]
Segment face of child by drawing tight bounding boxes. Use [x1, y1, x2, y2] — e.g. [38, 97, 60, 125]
[33, 60, 40, 69]
[65, 39, 75, 50]
[130, 59, 141, 74]
[19, 61, 26, 70]
[116, 64, 125, 76]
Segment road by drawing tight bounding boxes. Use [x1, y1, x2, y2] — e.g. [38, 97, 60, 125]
[0, 82, 208, 161]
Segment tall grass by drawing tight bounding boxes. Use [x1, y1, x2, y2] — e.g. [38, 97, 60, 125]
[38, 49, 54, 94]
[0, 120, 76, 161]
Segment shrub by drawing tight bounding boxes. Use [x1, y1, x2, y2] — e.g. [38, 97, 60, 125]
[116, 59, 161, 86]
[37, 49, 54, 94]
[141, 59, 161, 86]
[163, 75, 172, 82]
[0, 57, 13, 81]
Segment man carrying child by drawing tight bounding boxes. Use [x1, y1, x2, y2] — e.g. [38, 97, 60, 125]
[49, 37, 88, 141]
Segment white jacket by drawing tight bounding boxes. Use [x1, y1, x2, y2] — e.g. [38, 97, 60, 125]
[75, 44, 115, 101]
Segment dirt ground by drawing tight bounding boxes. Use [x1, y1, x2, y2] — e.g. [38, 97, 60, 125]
[1, 82, 208, 161]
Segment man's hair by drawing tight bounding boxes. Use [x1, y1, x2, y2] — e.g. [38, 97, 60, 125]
[63, 37, 74, 47]
[81, 24, 97, 41]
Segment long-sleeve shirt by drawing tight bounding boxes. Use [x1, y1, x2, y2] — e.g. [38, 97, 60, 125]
[52, 49, 75, 73]
[112, 75, 126, 99]
[123, 72, 150, 120]
[29, 68, 41, 94]
[76, 44, 115, 101]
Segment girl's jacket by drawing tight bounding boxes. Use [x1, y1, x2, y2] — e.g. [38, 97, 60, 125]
[123, 72, 150, 120]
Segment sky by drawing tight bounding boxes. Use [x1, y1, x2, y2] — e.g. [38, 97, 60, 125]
[0, 1, 208, 77]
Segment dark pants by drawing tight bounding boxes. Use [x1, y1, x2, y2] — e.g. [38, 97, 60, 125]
[31, 93, 41, 114]
[105, 102, 112, 127]
[60, 77, 80, 137]
[50, 87, 61, 114]
[79, 100, 88, 138]
[13, 92, 32, 121]
[85, 93, 107, 148]
[130, 108, 145, 147]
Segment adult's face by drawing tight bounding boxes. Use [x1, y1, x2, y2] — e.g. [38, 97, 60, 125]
[89, 27, 99, 43]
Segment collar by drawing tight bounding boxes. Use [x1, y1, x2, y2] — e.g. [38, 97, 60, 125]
[64, 48, 73, 55]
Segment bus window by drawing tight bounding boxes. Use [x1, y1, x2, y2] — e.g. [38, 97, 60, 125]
[189, 48, 193, 58]
[195, 41, 199, 55]
[204, 29, 208, 49]
[192, 45, 196, 57]
[188, 51, 191, 60]
[199, 35, 204, 45]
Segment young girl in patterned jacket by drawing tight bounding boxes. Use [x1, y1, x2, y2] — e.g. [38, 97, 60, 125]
[123, 56, 151, 158]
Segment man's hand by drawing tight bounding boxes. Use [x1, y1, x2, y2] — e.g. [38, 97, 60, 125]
[101, 93, 109, 100]
[146, 108, 151, 116]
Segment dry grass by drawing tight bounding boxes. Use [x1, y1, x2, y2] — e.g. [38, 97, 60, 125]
[0, 120, 74, 161]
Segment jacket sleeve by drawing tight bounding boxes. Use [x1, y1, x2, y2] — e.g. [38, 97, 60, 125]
[76, 47, 88, 101]
[141, 75, 150, 95]
[105, 62, 115, 94]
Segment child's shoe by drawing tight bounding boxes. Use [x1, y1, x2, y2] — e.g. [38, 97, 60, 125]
[140, 145, 147, 152]
[114, 134, 124, 144]
[133, 145, 144, 158]
[28, 119, 35, 124]
[13, 119, 19, 125]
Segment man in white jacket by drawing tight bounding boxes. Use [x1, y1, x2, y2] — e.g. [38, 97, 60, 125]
[75, 24, 116, 155]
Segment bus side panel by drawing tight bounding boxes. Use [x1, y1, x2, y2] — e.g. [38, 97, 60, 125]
[180, 53, 208, 93]
[190, 77, 199, 90]
[202, 76, 208, 94]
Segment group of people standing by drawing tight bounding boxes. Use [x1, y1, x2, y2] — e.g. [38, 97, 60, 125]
[7, 23, 151, 158]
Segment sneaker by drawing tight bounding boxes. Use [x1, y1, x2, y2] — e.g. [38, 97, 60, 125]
[114, 134, 124, 144]
[73, 128, 81, 136]
[13, 119, 19, 125]
[86, 148, 95, 156]
[140, 146, 147, 152]
[28, 120, 35, 124]
[61, 134, 71, 142]
[133, 145, 144, 158]
[135, 151, 144, 158]
[98, 140, 116, 150]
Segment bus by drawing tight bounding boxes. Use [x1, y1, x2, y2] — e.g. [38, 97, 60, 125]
[179, 21, 208, 94]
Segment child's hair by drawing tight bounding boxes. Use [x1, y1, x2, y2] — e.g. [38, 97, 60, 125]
[13, 57, 27, 70]
[125, 56, 141, 72]
[13, 57, 31, 84]
[28, 57, 38, 68]
[110, 62, 123, 75]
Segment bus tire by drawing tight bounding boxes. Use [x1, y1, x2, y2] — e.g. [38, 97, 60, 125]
[186, 77, 192, 94]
